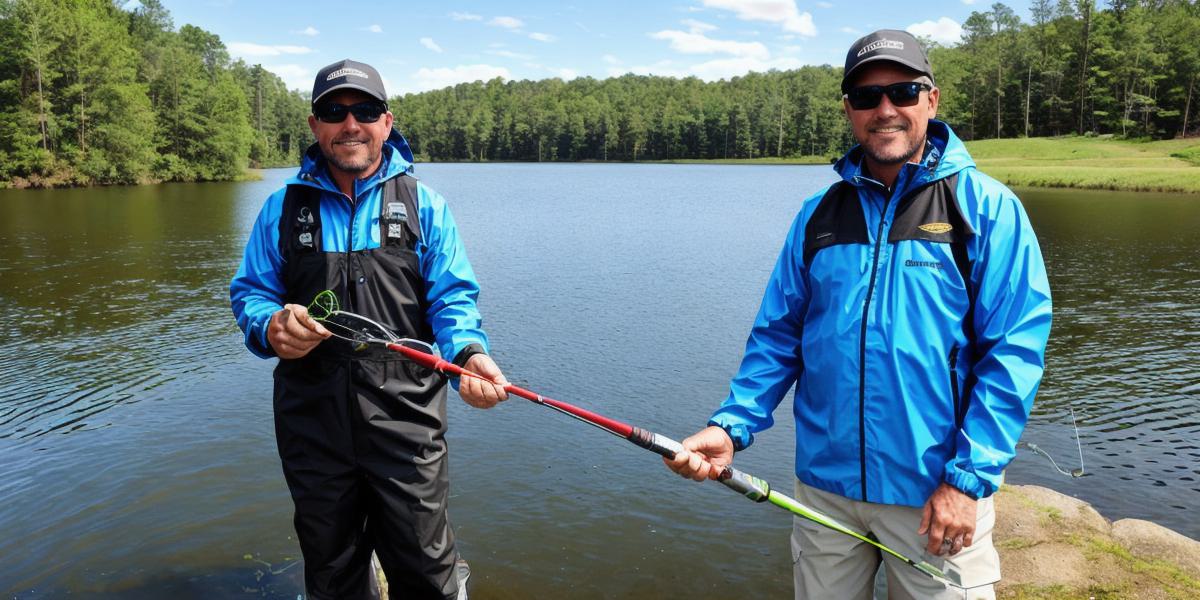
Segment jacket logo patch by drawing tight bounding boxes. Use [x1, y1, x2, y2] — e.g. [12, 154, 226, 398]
[904, 259, 944, 269]
[918, 222, 953, 234]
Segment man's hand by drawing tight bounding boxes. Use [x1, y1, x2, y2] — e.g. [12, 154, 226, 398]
[459, 354, 509, 409]
[268, 304, 331, 359]
[663, 426, 734, 482]
[918, 482, 978, 556]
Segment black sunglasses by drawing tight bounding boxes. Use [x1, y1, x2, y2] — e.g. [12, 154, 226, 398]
[844, 82, 932, 111]
[313, 101, 387, 123]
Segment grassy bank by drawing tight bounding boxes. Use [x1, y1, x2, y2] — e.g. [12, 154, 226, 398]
[655, 135, 1200, 194]
[994, 485, 1200, 600]
[966, 135, 1200, 194]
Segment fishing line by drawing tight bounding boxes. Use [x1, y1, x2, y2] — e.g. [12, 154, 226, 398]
[1018, 406, 1086, 478]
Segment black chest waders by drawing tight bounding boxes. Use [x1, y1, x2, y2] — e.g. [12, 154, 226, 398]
[273, 174, 463, 599]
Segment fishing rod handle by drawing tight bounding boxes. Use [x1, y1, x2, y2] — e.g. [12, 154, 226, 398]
[717, 467, 771, 502]
[628, 427, 685, 459]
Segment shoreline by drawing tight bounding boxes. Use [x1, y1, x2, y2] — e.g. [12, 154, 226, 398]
[993, 484, 1199, 599]
[5, 143, 1200, 194]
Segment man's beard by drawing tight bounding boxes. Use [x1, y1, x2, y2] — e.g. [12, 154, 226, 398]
[323, 140, 378, 174]
[860, 122, 924, 165]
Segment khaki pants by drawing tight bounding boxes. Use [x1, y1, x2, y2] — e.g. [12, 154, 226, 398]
[790, 481, 999, 600]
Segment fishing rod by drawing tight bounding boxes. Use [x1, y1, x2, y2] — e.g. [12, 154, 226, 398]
[306, 291, 962, 588]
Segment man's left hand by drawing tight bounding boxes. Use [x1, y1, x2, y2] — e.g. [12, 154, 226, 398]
[459, 354, 509, 409]
[918, 482, 977, 556]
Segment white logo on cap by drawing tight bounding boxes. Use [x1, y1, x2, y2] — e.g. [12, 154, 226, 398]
[327, 67, 369, 81]
[858, 39, 904, 57]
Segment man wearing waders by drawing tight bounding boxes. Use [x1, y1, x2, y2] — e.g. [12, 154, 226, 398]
[665, 31, 1052, 599]
[231, 59, 508, 599]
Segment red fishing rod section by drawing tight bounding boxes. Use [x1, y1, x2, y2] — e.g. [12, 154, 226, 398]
[386, 342, 686, 458]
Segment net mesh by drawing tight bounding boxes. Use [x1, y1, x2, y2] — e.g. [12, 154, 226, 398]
[308, 290, 340, 321]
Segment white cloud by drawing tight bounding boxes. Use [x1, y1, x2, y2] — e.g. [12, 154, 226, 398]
[529, 32, 555, 42]
[907, 17, 963, 46]
[602, 54, 620, 65]
[487, 49, 534, 60]
[701, 0, 817, 37]
[840, 27, 861, 35]
[410, 64, 511, 93]
[365, 24, 383, 33]
[490, 16, 524, 29]
[552, 68, 578, 80]
[294, 26, 319, 36]
[650, 29, 770, 60]
[262, 64, 310, 91]
[962, 0, 977, 4]
[682, 19, 717, 33]
[450, 11, 482, 21]
[817, 1, 833, 7]
[420, 37, 443, 53]
[227, 42, 313, 57]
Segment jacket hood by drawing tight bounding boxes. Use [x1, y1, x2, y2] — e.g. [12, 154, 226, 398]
[834, 119, 975, 187]
[292, 128, 415, 188]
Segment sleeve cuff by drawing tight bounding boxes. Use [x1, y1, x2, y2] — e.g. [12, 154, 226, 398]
[708, 419, 751, 452]
[943, 467, 989, 500]
[452, 343, 486, 367]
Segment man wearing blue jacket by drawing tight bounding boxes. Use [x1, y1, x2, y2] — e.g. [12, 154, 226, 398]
[665, 31, 1052, 599]
[231, 59, 507, 600]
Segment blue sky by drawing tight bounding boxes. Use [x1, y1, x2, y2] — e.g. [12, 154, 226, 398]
[147, 0, 1035, 97]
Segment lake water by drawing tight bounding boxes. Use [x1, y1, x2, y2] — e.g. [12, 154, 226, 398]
[1, 164, 1197, 598]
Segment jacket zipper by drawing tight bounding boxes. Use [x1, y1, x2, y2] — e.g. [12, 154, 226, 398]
[949, 346, 963, 427]
[858, 189, 890, 503]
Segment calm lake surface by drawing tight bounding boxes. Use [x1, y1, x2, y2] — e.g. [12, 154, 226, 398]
[2, 164, 1197, 598]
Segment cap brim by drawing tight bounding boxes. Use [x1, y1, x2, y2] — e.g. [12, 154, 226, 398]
[312, 83, 388, 105]
[842, 56, 933, 92]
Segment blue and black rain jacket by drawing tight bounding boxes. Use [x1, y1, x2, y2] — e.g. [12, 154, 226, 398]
[710, 120, 1052, 506]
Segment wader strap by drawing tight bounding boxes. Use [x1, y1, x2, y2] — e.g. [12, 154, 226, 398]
[280, 184, 323, 258]
[380, 174, 421, 250]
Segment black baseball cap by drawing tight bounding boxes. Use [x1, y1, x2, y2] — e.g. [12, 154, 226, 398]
[312, 59, 387, 106]
[842, 29, 934, 93]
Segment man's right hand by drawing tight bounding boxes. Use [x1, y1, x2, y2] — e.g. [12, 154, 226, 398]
[268, 303, 331, 359]
[663, 425, 735, 482]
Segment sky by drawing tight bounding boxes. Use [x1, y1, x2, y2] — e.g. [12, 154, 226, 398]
[145, 0, 1036, 97]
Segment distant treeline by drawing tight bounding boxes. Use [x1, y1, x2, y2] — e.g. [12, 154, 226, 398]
[1, 0, 1198, 186]
[0, 0, 310, 187]
[396, 0, 1200, 162]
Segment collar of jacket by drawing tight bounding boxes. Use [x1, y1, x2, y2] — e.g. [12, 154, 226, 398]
[833, 119, 976, 192]
[290, 128, 416, 194]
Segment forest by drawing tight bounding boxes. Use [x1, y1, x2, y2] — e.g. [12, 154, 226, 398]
[1, 0, 1197, 185]
[0, 0, 310, 186]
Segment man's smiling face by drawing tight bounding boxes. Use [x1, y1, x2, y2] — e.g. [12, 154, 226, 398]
[308, 89, 394, 179]
[843, 62, 939, 168]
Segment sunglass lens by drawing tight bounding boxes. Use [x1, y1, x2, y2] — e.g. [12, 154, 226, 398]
[315, 103, 348, 123]
[848, 87, 884, 110]
[886, 83, 922, 107]
[350, 103, 384, 123]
